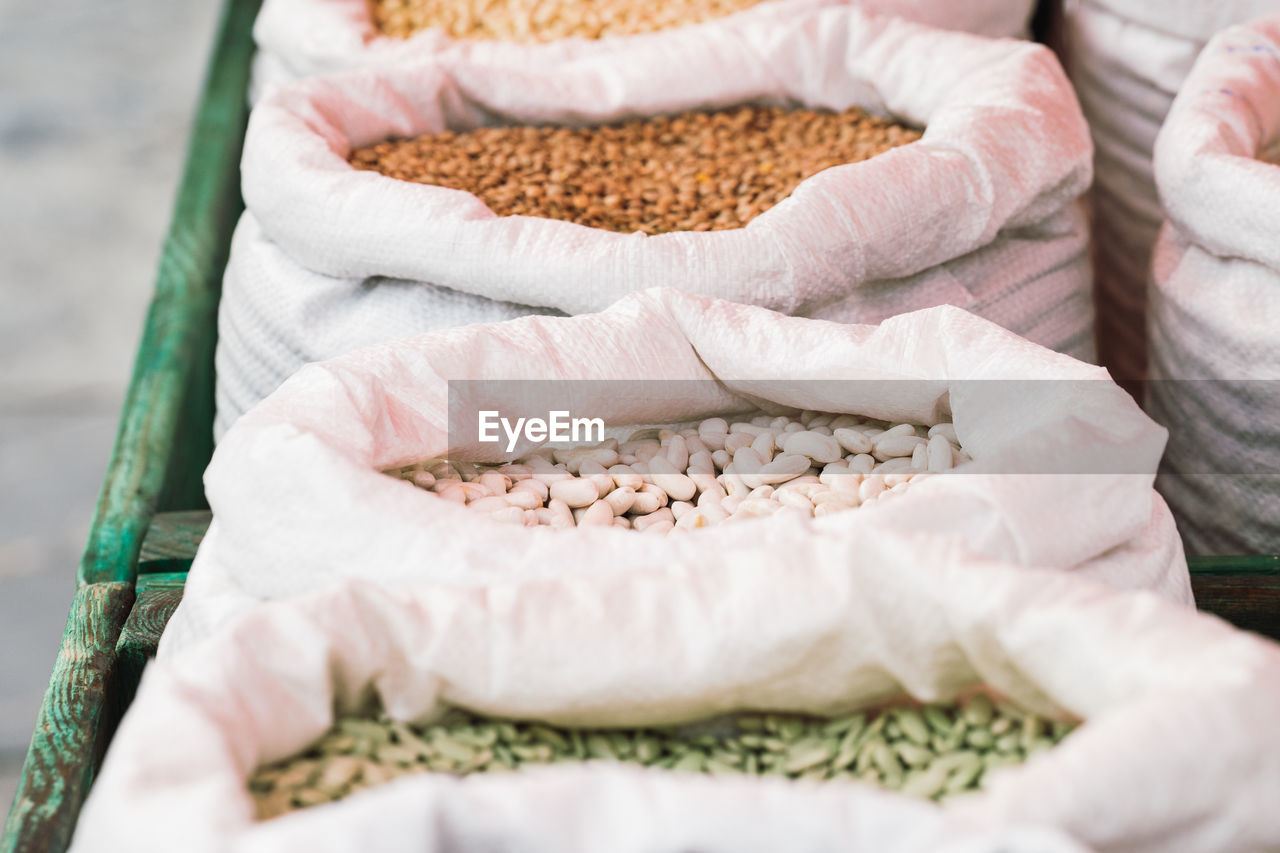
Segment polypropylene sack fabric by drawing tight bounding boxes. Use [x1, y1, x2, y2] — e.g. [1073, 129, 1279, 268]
[1057, 0, 1280, 384]
[1146, 16, 1280, 556]
[248, 0, 1039, 100]
[215, 7, 1096, 438]
[77, 533, 1280, 853]
[176, 290, 1184, 653]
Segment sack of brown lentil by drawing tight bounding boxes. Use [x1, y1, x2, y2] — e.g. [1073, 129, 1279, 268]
[249, 0, 1039, 99]
[215, 7, 1095, 439]
[1053, 0, 1279, 386]
[75, 532, 1280, 852]
[176, 290, 1182, 652]
[1146, 16, 1280, 556]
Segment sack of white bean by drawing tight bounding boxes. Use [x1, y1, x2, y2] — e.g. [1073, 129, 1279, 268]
[214, 6, 1095, 438]
[1146, 16, 1280, 555]
[1053, 0, 1278, 385]
[173, 290, 1183, 652]
[75, 534, 1280, 852]
[249, 0, 1039, 99]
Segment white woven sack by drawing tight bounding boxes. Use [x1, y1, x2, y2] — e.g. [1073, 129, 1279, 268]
[176, 290, 1184, 653]
[216, 7, 1095, 438]
[249, 0, 1039, 100]
[77, 533, 1280, 853]
[1147, 16, 1280, 556]
[1058, 0, 1280, 383]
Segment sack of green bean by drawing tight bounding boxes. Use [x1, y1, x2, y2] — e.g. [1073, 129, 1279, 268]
[249, 0, 1039, 99]
[168, 291, 1185, 654]
[73, 534, 1280, 852]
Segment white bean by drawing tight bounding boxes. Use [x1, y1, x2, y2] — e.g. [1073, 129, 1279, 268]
[756, 453, 810, 485]
[549, 478, 599, 508]
[504, 489, 543, 510]
[697, 484, 727, 507]
[400, 413, 964, 534]
[437, 483, 468, 504]
[781, 430, 842, 464]
[847, 454, 876, 474]
[547, 499, 576, 529]
[489, 506, 526, 525]
[927, 435, 954, 472]
[910, 442, 929, 470]
[647, 455, 698, 501]
[663, 434, 689, 472]
[603, 486, 637, 516]
[632, 484, 668, 514]
[928, 423, 959, 444]
[479, 471, 511, 496]
[858, 476, 887, 502]
[633, 508, 674, 531]
[579, 500, 615, 527]
[608, 465, 644, 490]
[833, 428, 873, 455]
[873, 434, 926, 461]
[512, 478, 549, 501]
[776, 489, 814, 511]
[873, 457, 916, 475]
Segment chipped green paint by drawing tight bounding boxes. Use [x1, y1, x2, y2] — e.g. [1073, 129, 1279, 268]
[1, 584, 134, 853]
[1, 0, 259, 845]
[114, 574, 188, 721]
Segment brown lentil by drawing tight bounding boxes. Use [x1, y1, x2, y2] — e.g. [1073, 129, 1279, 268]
[250, 697, 1076, 820]
[372, 0, 775, 42]
[349, 106, 921, 234]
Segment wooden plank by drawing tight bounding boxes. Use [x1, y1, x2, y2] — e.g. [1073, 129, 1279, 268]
[139, 510, 213, 562]
[1, 583, 134, 853]
[1192, 572, 1280, 643]
[113, 575, 189, 721]
[77, 0, 259, 588]
[3, 0, 260, 845]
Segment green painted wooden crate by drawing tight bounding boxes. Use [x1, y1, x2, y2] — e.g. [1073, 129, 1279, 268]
[2, 0, 1278, 845]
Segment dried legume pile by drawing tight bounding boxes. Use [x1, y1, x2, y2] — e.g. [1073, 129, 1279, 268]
[372, 0, 771, 42]
[349, 107, 921, 234]
[250, 696, 1076, 819]
[390, 411, 968, 532]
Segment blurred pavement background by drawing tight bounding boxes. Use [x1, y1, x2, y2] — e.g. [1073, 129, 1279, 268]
[0, 0, 221, 810]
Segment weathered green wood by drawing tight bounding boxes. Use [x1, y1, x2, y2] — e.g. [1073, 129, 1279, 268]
[139, 510, 213, 563]
[1, 584, 134, 853]
[77, 0, 258, 588]
[1190, 556, 1280, 641]
[113, 575, 189, 724]
[2, 0, 260, 847]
